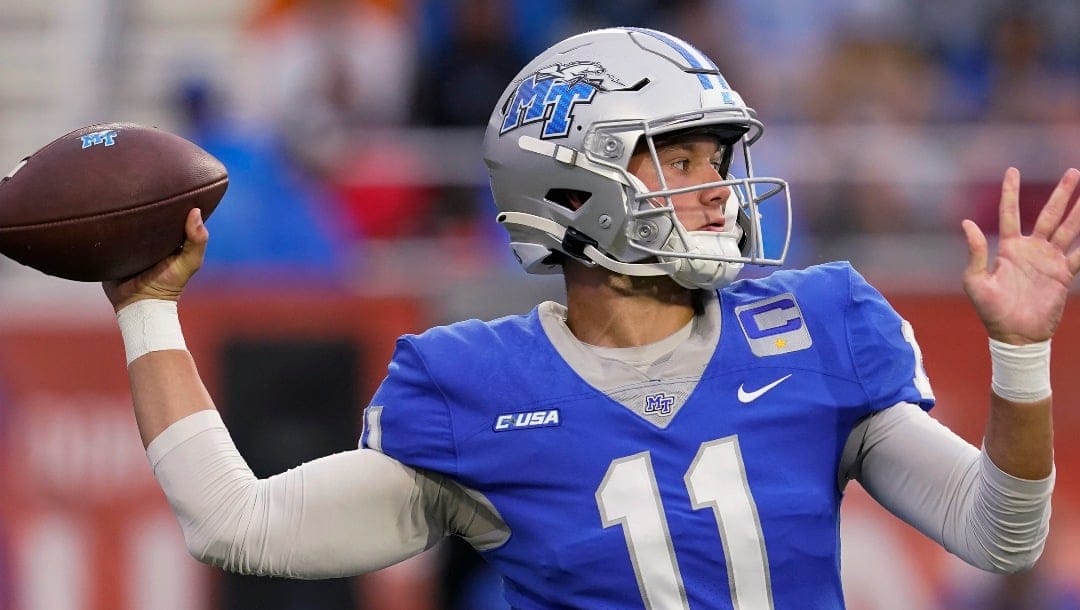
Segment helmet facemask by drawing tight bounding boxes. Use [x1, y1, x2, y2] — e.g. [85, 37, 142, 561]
[593, 120, 789, 290]
[622, 126, 745, 289]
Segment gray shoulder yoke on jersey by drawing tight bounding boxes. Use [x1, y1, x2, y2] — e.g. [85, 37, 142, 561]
[840, 402, 1053, 573]
[537, 293, 719, 427]
[539, 291, 719, 379]
[147, 410, 509, 578]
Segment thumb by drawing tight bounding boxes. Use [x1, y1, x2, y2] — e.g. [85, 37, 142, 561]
[102, 208, 210, 311]
[176, 207, 209, 272]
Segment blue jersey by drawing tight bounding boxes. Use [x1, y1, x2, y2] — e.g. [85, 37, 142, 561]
[362, 262, 934, 609]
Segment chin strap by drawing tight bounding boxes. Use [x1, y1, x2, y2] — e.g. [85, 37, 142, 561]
[498, 211, 676, 277]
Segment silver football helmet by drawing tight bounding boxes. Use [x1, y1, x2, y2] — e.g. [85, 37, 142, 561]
[483, 27, 791, 290]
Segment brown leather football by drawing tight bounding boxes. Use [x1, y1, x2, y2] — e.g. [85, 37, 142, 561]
[0, 122, 228, 281]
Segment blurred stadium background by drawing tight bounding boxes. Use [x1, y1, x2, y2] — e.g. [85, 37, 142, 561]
[1, 0, 1079, 609]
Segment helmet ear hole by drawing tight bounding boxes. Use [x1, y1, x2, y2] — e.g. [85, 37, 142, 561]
[545, 188, 592, 211]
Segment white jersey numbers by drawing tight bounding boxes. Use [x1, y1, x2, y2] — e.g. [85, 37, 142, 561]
[596, 436, 774, 610]
[597, 452, 689, 609]
[686, 439, 773, 609]
[900, 320, 935, 401]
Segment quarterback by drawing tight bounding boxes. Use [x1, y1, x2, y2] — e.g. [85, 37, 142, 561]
[106, 28, 1079, 609]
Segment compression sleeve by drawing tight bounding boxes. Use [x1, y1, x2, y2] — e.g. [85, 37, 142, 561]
[148, 410, 508, 578]
[841, 402, 1053, 573]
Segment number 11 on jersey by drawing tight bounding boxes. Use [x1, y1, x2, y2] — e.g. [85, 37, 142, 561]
[596, 436, 774, 610]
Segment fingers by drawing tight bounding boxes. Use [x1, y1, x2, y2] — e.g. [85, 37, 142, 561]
[1049, 168, 1080, 250]
[1069, 248, 1080, 276]
[962, 218, 989, 277]
[1033, 167, 1080, 241]
[998, 167, 1022, 238]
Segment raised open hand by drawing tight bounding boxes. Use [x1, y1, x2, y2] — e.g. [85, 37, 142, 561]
[962, 167, 1080, 344]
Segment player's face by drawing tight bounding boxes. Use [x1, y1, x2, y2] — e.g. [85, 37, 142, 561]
[627, 135, 733, 233]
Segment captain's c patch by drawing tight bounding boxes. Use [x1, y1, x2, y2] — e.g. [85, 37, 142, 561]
[735, 293, 812, 356]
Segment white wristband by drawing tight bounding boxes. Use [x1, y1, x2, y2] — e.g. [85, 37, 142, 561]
[116, 299, 187, 366]
[990, 338, 1051, 403]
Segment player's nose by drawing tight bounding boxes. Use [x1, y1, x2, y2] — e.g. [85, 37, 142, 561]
[697, 167, 730, 208]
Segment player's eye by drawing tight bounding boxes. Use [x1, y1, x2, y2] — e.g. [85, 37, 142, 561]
[712, 150, 733, 176]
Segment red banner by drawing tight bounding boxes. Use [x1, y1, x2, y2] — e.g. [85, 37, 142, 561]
[0, 293, 426, 610]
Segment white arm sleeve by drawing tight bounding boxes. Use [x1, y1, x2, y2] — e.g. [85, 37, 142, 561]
[840, 402, 1053, 573]
[147, 410, 508, 579]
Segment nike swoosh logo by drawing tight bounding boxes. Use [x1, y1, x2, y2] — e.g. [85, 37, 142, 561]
[737, 374, 793, 403]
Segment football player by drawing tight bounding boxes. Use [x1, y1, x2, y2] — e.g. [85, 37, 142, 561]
[106, 28, 1080, 609]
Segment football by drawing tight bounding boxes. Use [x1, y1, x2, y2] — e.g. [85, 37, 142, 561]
[0, 122, 228, 281]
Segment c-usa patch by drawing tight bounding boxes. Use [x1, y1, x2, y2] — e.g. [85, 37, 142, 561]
[493, 409, 561, 432]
